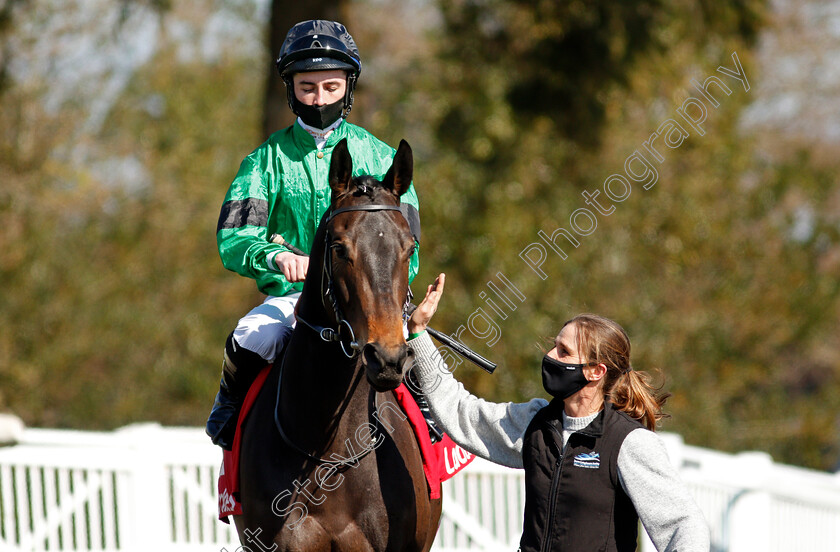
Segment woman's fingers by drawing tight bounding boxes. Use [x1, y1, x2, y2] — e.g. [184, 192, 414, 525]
[409, 273, 446, 334]
[427, 273, 445, 308]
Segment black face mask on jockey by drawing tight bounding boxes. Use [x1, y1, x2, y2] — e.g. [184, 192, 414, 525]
[293, 96, 345, 130]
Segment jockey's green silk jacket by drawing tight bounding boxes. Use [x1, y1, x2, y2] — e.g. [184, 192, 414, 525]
[217, 121, 420, 297]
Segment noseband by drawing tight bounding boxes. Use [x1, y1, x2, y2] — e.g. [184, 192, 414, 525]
[294, 202, 414, 358]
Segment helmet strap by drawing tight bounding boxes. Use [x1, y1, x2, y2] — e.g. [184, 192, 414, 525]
[342, 73, 358, 119]
[283, 75, 295, 113]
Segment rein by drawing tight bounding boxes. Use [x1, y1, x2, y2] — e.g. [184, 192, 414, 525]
[273, 351, 382, 468]
[274, 201, 410, 466]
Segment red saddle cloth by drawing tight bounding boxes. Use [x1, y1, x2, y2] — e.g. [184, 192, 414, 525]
[218, 366, 476, 522]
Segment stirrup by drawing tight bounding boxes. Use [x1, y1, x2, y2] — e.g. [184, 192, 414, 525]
[416, 397, 443, 444]
[405, 371, 443, 444]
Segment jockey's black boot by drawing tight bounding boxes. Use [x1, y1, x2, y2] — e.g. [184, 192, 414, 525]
[206, 333, 266, 450]
[405, 370, 443, 444]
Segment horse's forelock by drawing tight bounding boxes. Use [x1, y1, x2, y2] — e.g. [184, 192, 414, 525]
[335, 176, 398, 207]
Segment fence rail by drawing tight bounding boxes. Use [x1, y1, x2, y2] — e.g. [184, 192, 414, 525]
[1, 423, 839, 551]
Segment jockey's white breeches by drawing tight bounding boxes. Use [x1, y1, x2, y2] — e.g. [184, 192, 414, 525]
[232, 293, 300, 363]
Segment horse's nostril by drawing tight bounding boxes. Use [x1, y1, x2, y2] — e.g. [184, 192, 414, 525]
[362, 343, 382, 368]
[363, 343, 409, 372]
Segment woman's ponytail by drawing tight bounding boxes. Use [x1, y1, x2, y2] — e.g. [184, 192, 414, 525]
[607, 369, 670, 431]
[563, 313, 670, 431]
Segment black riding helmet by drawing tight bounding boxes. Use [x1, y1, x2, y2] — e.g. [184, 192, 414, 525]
[276, 20, 362, 122]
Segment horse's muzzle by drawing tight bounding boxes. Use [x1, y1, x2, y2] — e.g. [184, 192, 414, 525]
[362, 343, 414, 391]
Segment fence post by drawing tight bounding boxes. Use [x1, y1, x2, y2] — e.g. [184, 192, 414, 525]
[725, 451, 773, 552]
[118, 423, 171, 551]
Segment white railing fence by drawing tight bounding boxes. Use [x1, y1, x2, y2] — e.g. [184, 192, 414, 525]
[0, 425, 238, 552]
[0, 423, 839, 552]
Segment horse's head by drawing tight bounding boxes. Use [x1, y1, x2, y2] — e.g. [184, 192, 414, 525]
[316, 138, 416, 391]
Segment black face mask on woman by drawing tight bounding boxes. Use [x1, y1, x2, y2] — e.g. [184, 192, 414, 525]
[292, 96, 345, 129]
[541, 356, 595, 400]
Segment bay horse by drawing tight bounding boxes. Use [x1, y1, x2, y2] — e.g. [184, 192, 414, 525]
[234, 138, 442, 551]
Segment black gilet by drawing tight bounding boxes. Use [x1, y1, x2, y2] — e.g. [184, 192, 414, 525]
[519, 401, 644, 552]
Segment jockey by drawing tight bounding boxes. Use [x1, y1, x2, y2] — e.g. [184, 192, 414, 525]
[207, 20, 423, 450]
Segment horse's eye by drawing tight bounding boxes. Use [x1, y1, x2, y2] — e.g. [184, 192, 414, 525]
[407, 243, 417, 257]
[331, 242, 349, 260]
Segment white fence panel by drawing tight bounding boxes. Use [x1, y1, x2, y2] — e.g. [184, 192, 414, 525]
[0, 455, 124, 551]
[435, 459, 524, 551]
[1, 423, 840, 551]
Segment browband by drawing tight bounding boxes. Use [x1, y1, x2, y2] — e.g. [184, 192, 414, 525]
[327, 204, 402, 222]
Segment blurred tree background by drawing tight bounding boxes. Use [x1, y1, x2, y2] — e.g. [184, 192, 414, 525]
[1, 0, 839, 471]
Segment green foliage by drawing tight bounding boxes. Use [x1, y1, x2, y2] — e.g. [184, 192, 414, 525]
[0, 39, 264, 428]
[435, 0, 765, 144]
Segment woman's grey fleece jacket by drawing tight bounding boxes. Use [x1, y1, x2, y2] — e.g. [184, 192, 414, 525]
[407, 331, 711, 552]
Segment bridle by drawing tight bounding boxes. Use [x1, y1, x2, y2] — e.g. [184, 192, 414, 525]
[275, 199, 414, 467]
[294, 201, 414, 359]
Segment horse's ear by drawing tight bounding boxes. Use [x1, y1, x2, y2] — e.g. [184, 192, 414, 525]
[329, 138, 353, 198]
[382, 139, 413, 197]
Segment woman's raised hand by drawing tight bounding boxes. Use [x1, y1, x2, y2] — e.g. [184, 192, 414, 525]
[407, 273, 445, 335]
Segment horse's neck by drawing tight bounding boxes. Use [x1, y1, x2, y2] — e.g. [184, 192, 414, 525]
[278, 294, 373, 443]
